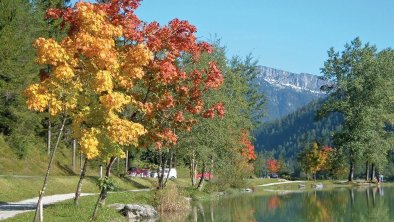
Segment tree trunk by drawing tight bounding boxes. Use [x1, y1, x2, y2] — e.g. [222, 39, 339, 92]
[72, 139, 77, 172]
[371, 163, 376, 181]
[348, 161, 354, 182]
[33, 116, 66, 222]
[91, 157, 117, 219]
[124, 150, 129, 176]
[190, 150, 197, 186]
[197, 163, 206, 191]
[74, 156, 88, 205]
[158, 151, 167, 189]
[365, 161, 369, 181]
[163, 148, 173, 187]
[80, 152, 83, 171]
[349, 189, 355, 206]
[47, 111, 51, 155]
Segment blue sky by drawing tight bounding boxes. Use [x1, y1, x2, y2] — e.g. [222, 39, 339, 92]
[71, 0, 394, 75]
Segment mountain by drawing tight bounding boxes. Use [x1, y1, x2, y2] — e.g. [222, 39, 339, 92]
[253, 99, 343, 159]
[255, 66, 328, 121]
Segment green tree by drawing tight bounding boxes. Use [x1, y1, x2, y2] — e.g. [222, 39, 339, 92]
[0, 0, 46, 158]
[318, 38, 394, 181]
[176, 43, 265, 190]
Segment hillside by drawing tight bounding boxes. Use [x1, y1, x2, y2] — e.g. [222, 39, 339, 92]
[253, 99, 343, 159]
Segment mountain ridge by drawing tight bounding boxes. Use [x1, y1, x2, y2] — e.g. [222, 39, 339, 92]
[256, 66, 326, 94]
[255, 65, 328, 121]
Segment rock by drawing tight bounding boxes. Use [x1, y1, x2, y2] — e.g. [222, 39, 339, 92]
[109, 203, 158, 220]
[312, 183, 323, 189]
[121, 204, 158, 219]
[242, 188, 253, 193]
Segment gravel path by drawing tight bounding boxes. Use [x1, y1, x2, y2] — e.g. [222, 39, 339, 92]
[0, 189, 151, 220]
[0, 193, 96, 220]
[256, 180, 305, 187]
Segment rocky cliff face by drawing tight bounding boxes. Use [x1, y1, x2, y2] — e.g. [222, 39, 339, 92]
[255, 66, 328, 121]
[256, 66, 326, 94]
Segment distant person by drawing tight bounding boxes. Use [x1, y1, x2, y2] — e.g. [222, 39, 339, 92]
[379, 174, 384, 183]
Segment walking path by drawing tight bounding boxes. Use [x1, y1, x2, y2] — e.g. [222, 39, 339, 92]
[256, 180, 305, 187]
[0, 189, 151, 220]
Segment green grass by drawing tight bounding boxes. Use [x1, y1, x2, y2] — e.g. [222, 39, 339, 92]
[5, 191, 154, 222]
[0, 176, 156, 202]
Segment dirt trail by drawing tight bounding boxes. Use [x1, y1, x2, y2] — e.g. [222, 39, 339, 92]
[256, 180, 305, 187]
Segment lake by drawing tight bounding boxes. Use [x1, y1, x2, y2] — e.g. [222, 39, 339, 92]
[172, 186, 394, 222]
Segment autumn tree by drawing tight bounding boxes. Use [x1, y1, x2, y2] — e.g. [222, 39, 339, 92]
[25, 1, 151, 219]
[27, 0, 227, 217]
[298, 142, 333, 180]
[266, 159, 281, 175]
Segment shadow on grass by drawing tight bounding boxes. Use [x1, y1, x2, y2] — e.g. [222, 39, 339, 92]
[0, 203, 35, 211]
[119, 176, 151, 190]
[56, 162, 77, 176]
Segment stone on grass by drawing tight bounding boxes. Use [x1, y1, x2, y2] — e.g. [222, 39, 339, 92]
[109, 203, 158, 220]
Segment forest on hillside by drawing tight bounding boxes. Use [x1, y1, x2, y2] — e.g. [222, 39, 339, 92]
[254, 99, 343, 159]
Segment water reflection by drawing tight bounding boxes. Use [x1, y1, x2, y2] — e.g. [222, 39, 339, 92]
[181, 186, 394, 222]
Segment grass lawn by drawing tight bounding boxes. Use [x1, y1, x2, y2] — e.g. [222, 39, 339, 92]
[5, 191, 154, 222]
[0, 175, 156, 202]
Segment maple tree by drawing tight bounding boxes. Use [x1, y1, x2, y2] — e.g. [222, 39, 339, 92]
[266, 159, 281, 174]
[240, 131, 257, 161]
[25, 0, 225, 218]
[299, 142, 333, 180]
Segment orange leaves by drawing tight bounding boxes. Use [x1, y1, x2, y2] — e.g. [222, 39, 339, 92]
[107, 116, 146, 146]
[266, 159, 281, 174]
[99, 92, 131, 112]
[116, 44, 152, 87]
[34, 38, 69, 66]
[74, 2, 123, 38]
[159, 128, 178, 145]
[205, 62, 224, 89]
[157, 92, 175, 110]
[300, 142, 334, 178]
[213, 102, 225, 118]
[174, 111, 185, 123]
[25, 1, 154, 160]
[27, 0, 226, 158]
[53, 64, 74, 81]
[93, 70, 113, 93]
[240, 131, 256, 161]
[24, 84, 49, 112]
[123, 44, 153, 67]
[155, 61, 178, 84]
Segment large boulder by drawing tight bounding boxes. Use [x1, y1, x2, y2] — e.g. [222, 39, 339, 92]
[109, 203, 158, 220]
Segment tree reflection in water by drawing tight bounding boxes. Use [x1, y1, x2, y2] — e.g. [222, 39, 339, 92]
[179, 187, 394, 222]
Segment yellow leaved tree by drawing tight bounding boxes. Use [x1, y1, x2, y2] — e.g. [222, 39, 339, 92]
[24, 2, 152, 221]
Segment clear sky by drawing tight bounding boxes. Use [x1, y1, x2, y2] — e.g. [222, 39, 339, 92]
[71, 0, 394, 75]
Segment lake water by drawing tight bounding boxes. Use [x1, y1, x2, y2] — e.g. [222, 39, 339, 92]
[179, 186, 394, 222]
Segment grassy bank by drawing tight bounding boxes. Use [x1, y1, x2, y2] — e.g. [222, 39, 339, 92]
[0, 175, 155, 202]
[5, 176, 393, 221]
[6, 191, 154, 222]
